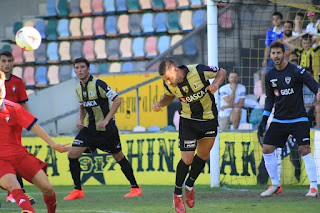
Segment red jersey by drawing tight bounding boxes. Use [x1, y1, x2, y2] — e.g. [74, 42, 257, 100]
[5, 74, 28, 103]
[0, 99, 37, 158]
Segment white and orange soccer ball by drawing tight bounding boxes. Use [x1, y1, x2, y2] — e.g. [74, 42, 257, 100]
[15, 27, 42, 51]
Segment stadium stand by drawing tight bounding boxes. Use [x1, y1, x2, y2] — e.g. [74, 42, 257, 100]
[47, 65, 60, 85]
[59, 41, 71, 61]
[35, 66, 48, 87]
[57, 0, 69, 16]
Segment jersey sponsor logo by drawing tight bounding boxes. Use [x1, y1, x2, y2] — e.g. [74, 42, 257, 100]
[5, 115, 10, 123]
[285, 77, 291, 84]
[184, 139, 196, 148]
[73, 139, 83, 145]
[89, 91, 95, 97]
[182, 86, 189, 93]
[280, 88, 294, 96]
[274, 89, 280, 96]
[12, 86, 16, 92]
[302, 138, 310, 142]
[205, 130, 216, 135]
[270, 79, 277, 87]
[83, 100, 98, 107]
[184, 90, 206, 103]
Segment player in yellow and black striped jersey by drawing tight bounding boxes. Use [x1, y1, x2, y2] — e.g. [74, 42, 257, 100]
[64, 57, 142, 201]
[152, 60, 226, 212]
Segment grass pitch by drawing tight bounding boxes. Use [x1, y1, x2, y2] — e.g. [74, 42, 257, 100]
[0, 185, 318, 212]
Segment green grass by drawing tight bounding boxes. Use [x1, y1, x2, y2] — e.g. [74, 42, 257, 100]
[0, 185, 319, 212]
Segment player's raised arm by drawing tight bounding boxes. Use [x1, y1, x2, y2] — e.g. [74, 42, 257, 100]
[31, 123, 71, 153]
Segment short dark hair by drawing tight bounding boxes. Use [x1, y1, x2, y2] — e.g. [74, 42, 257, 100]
[74, 57, 90, 68]
[0, 51, 13, 58]
[270, 41, 285, 53]
[302, 33, 312, 41]
[272, 12, 283, 20]
[284, 21, 293, 27]
[158, 60, 176, 76]
[229, 70, 239, 76]
[296, 12, 305, 18]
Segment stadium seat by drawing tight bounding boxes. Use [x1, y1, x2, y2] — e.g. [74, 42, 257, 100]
[23, 20, 35, 27]
[129, 14, 142, 35]
[23, 50, 35, 62]
[1, 45, 11, 52]
[81, 17, 94, 38]
[69, 0, 81, 15]
[183, 35, 197, 55]
[69, 18, 82, 38]
[163, 125, 176, 131]
[139, 0, 152, 10]
[190, 0, 203, 7]
[152, 0, 165, 10]
[94, 39, 107, 59]
[119, 38, 133, 59]
[164, 0, 177, 9]
[47, 42, 60, 61]
[57, 0, 69, 16]
[105, 16, 118, 35]
[177, 0, 190, 8]
[104, 0, 116, 13]
[127, 0, 140, 12]
[132, 37, 145, 59]
[168, 12, 181, 33]
[171, 35, 184, 55]
[12, 45, 24, 64]
[133, 126, 146, 132]
[83, 40, 95, 60]
[71, 41, 83, 59]
[193, 10, 206, 28]
[12, 67, 23, 79]
[93, 16, 106, 36]
[35, 43, 47, 63]
[122, 62, 134, 72]
[116, 0, 127, 12]
[155, 13, 168, 33]
[46, 20, 58, 40]
[35, 20, 46, 39]
[80, 0, 92, 14]
[97, 63, 109, 73]
[46, 0, 58, 16]
[148, 126, 161, 132]
[117, 14, 130, 35]
[92, 0, 105, 14]
[35, 66, 48, 87]
[47, 65, 60, 85]
[145, 36, 158, 58]
[23, 66, 36, 88]
[13, 22, 23, 36]
[89, 63, 96, 73]
[59, 41, 71, 61]
[57, 19, 70, 38]
[59, 65, 72, 81]
[109, 62, 121, 73]
[219, 9, 233, 29]
[141, 13, 154, 35]
[133, 61, 146, 71]
[157, 35, 170, 54]
[180, 10, 193, 31]
[106, 39, 120, 60]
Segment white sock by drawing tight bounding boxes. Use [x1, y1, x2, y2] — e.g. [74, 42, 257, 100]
[302, 153, 318, 190]
[263, 152, 280, 187]
[185, 185, 193, 191]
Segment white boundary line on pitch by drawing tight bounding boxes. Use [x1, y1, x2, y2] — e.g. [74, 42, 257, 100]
[0, 189, 131, 195]
[0, 207, 133, 213]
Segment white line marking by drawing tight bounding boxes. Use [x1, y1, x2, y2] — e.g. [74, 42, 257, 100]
[0, 207, 133, 213]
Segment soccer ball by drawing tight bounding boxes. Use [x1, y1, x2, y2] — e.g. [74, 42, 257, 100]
[15, 27, 42, 51]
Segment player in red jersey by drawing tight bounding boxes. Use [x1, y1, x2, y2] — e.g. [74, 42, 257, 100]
[0, 51, 32, 203]
[0, 71, 71, 213]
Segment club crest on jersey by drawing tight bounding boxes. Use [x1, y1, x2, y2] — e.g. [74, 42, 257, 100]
[5, 115, 10, 123]
[285, 77, 291, 84]
[182, 86, 189, 93]
[83, 91, 87, 98]
[274, 89, 280, 96]
[89, 91, 95, 97]
[270, 79, 277, 87]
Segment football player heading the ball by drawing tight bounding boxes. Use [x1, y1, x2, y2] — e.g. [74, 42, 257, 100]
[258, 41, 320, 197]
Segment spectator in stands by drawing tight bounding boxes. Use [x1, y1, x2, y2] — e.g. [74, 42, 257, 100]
[306, 11, 320, 46]
[280, 21, 299, 59]
[262, 12, 284, 70]
[283, 33, 320, 81]
[219, 71, 246, 131]
[0, 70, 71, 213]
[288, 52, 299, 65]
[0, 51, 36, 205]
[292, 13, 305, 37]
[303, 68, 320, 128]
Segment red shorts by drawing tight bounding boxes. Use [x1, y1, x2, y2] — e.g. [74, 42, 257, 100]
[0, 153, 47, 184]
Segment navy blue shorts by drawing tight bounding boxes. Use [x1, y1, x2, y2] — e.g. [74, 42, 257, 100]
[263, 121, 310, 148]
[73, 122, 121, 154]
[179, 117, 218, 151]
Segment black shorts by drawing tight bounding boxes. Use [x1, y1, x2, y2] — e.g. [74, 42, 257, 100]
[264, 121, 310, 148]
[179, 117, 218, 151]
[73, 122, 121, 154]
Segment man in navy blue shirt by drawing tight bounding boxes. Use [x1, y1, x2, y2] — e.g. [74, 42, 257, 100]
[258, 41, 320, 197]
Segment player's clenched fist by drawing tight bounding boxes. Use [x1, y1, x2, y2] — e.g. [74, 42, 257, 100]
[152, 102, 162, 112]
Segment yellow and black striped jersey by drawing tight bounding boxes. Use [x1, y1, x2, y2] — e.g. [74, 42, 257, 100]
[76, 75, 118, 131]
[164, 64, 219, 120]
